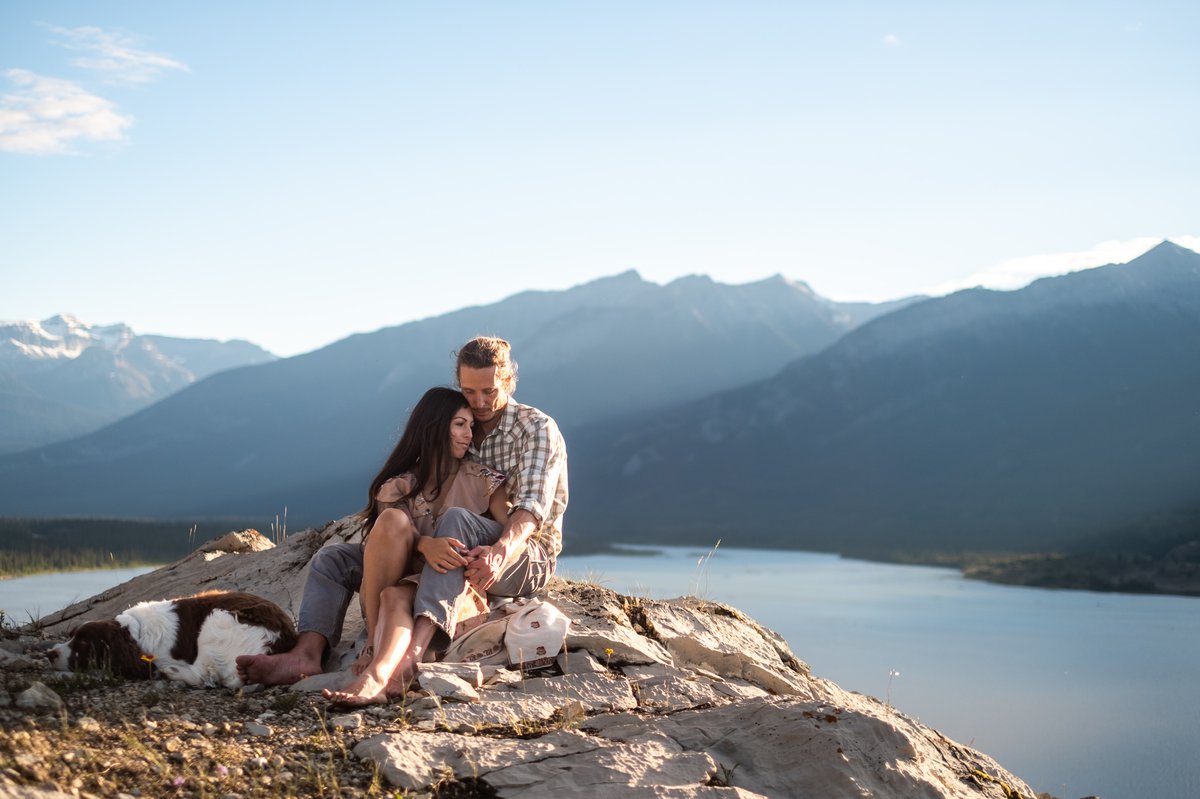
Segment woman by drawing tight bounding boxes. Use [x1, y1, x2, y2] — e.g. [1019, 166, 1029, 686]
[324, 386, 508, 706]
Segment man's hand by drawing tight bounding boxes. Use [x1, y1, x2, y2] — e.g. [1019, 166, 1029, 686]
[466, 510, 537, 591]
[464, 543, 507, 591]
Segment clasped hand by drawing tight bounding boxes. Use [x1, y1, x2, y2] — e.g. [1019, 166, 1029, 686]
[464, 544, 505, 591]
[419, 537, 505, 590]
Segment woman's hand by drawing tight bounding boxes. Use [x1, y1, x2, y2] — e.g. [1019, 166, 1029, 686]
[417, 536, 470, 573]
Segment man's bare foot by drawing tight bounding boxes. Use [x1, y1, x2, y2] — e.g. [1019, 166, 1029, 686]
[350, 645, 374, 676]
[323, 672, 389, 707]
[236, 650, 323, 686]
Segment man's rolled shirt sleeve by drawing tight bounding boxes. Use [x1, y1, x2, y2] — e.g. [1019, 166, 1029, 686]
[510, 415, 567, 553]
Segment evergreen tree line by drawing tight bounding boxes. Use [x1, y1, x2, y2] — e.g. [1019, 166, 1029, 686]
[0, 518, 250, 577]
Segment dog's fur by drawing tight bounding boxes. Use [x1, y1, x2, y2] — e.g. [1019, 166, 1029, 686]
[48, 590, 297, 689]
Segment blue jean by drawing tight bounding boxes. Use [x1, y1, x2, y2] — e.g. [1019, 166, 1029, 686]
[413, 507, 555, 649]
[296, 507, 554, 651]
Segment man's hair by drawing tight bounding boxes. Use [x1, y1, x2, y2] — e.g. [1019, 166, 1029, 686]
[455, 336, 518, 391]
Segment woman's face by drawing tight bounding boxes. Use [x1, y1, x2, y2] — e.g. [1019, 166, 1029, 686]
[449, 406, 473, 459]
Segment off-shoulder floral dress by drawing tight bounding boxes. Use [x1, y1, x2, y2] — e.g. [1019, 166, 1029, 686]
[373, 462, 507, 579]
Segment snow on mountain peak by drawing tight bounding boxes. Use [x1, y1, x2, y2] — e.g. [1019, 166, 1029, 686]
[1, 315, 133, 361]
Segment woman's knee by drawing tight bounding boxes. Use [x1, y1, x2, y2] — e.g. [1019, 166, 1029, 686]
[372, 508, 415, 544]
[379, 585, 403, 608]
[380, 584, 416, 612]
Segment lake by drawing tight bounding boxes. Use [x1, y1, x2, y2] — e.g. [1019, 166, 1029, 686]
[556, 545, 1200, 799]
[3, 548, 1197, 799]
[0, 567, 155, 624]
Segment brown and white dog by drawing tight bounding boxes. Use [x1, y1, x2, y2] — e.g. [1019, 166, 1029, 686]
[48, 590, 297, 689]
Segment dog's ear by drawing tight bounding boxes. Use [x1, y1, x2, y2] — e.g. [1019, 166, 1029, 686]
[71, 621, 151, 679]
[107, 625, 153, 679]
[66, 621, 107, 671]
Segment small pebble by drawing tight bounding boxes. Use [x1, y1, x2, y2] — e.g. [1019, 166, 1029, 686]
[243, 722, 272, 737]
[330, 713, 362, 730]
[75, 716, 102, 733]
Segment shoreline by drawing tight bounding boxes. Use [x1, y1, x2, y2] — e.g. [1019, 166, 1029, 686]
[567, 541, 1200, 599]
[6, 539, 1199, 600]
[869, 549, 1200, 598]
[0, 561, 165, 581]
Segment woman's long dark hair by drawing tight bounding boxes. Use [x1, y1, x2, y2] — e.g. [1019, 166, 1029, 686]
[360, 387, 469, 529]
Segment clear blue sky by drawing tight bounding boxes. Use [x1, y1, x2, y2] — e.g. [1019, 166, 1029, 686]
[3, 1, 1198, 356]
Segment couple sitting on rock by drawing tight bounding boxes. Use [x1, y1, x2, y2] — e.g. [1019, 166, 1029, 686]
[236, 336, 568, 705]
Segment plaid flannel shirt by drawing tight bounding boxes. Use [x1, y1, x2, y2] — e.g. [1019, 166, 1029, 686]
[467, 400, 568, 557]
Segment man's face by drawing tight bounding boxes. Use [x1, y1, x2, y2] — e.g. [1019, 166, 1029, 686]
[459, 365, 510, 427]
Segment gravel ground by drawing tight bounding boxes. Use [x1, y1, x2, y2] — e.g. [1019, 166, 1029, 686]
[0, 664, 494, 799]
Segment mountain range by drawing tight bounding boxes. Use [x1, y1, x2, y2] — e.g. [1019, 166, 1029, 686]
[2, 243, 1197, 563]
[570, 241, 1200, 555]
[0, 315, 276, 455]
[0, 273, 913, 523]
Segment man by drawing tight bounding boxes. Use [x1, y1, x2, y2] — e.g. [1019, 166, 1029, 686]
[237, 336, 568, 689]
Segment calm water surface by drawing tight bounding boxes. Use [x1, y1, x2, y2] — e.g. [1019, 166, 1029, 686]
[558, 545, 1200, 799]
[4, 551, 1197, 799]
[0, 567, 154, 623]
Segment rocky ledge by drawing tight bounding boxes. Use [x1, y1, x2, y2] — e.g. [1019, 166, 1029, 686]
[1, 520, 1041, 799]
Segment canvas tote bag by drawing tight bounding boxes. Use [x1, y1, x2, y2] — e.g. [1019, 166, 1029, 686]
[442, 597, 570, 670]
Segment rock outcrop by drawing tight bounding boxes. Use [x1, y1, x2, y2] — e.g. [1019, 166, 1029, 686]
[17, 520, 1037, 799]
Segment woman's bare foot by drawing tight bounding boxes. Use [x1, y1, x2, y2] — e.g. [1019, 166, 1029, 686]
[382, 649, 423, 699]
[350, 645, 374, 676]
[323, 672, 389, 707]
[384, 670, 416, 700]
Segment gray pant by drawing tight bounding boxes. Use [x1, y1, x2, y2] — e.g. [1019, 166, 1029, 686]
[296, 507, 555, 651]
[414, 507, 555, 649]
